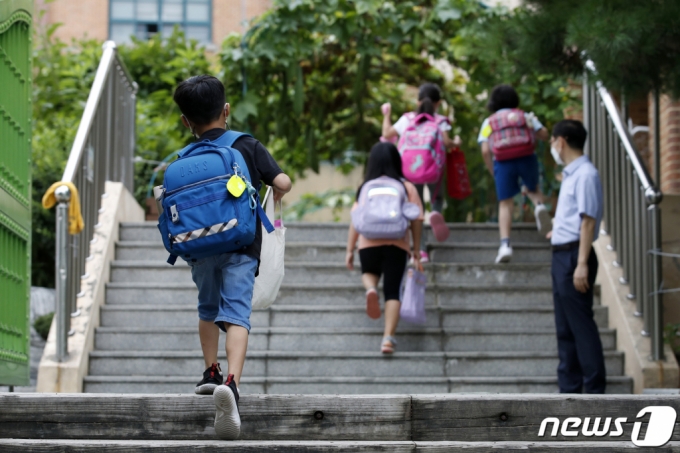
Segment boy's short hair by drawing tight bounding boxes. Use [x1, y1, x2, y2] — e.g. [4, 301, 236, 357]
[173, 75, 225, 125]
[552, 120, 588, 150]
[487, 84, 520, 113]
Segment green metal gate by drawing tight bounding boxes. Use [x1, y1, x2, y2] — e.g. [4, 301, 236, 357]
[0, 0, 32, 387]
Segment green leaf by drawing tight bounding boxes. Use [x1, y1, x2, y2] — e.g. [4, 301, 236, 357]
[232, 92, 261, 123]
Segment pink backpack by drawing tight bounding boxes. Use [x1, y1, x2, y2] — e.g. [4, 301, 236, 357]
[487, 109, 536, 161]
[398, 113, 446, 185]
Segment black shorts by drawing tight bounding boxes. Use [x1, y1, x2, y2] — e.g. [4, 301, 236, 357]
[359, 245, 408, 302]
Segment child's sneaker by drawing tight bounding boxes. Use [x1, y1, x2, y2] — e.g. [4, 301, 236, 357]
[534, 204, 552, 237]
[419, 251, 429, 263]
[495, 243, 513, 263]
[366, 288, 381, 319]
[214, 374, 241, 440]
[195, 362, 223, 395]
[429, 211, 450, 242]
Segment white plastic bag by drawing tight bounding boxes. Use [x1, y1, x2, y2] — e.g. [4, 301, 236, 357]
[252, 187, 285, 310]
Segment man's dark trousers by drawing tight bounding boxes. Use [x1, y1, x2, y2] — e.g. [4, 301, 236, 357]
[551, 247, 606, 393]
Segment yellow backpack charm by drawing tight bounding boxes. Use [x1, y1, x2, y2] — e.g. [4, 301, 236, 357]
[227, 175, 247, 197]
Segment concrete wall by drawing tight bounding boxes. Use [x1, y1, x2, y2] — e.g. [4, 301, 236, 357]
[285, 163, 364, 223]
[594, 233, 679, 393]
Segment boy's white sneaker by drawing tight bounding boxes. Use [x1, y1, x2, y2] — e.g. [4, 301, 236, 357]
[214, 374, 241, 440]
[534, 204, 552, 237]
[495, 244, 513, 263]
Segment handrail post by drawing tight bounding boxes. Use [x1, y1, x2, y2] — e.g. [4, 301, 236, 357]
[647, 187, 664, 361]
[54, 185, 71, 362]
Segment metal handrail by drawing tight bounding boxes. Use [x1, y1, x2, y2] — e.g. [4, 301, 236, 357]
[583, 60, 665, 361]
[54, 41, 137, 361]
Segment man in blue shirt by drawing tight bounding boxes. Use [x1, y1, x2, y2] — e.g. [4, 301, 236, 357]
[548, 119, 606, 393]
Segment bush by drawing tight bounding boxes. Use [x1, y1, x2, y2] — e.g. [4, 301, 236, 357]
[34, 312, 54, 341]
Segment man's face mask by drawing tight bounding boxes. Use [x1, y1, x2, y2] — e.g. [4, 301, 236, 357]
[551, 138, 565, 166]
[182, 115, 199, 139]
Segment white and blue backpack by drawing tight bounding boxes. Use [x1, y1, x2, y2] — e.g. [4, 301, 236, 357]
[157, 131, 273, 265]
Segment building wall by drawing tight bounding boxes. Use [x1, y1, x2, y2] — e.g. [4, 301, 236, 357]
[36, 0, 109, 42]
[649, 95, 680, 195]
[34, 0, 271, 44]
[213, 0, 271, 45]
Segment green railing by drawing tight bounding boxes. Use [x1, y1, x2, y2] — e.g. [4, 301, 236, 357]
[0, 0, 32, 387]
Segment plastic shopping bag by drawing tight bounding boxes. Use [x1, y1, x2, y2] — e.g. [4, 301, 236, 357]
[252, 187, 285, 310]
[446, 148, 472, 200]
[400, 267, 427, 324]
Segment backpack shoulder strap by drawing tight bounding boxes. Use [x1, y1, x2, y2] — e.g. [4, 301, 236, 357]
[220, 130, 252, 148]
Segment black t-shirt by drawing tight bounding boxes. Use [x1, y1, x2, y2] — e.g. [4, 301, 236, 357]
[197, 128, 283, 265]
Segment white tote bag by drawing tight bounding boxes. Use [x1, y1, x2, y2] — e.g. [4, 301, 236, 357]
[252, 187, 285, 310]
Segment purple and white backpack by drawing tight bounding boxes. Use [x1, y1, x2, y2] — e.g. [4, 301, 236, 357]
[351, 176, 420, 240]
[398, 113, 446, 185]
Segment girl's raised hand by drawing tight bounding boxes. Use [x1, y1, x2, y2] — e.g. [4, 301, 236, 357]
[381, 103, 391, 117]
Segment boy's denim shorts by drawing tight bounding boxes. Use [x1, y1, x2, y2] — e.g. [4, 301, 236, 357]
[188, 252, 258, 332]
[493, 154, 539, 201]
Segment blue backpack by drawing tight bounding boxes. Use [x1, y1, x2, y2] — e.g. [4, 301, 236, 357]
[157, 131, 273, 265]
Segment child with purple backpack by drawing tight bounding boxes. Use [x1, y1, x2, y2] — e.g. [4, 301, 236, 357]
[346, 142, 424, 354]
[381, 83, 461, 262]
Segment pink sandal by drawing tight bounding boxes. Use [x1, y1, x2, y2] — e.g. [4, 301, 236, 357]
[429, 212, 450, 242]
[381, 336, 397, 354]
[366, 288, 381, 320]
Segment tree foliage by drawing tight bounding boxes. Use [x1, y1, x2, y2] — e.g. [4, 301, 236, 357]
[31, 28, 209, 286]
[32, 31, 102, 287]
[489, 0, 680, 97]
[219, 0, 478, 176]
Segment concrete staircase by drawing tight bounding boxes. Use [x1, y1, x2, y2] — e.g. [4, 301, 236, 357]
[85, 222, 633, 394]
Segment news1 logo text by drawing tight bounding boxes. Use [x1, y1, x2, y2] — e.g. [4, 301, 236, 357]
[538, 406, 677, 447]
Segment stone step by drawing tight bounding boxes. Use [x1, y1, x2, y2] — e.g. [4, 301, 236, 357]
[283, 223, 548, 245]
[119, 221, 547, 244]
[441, 305, 608, 329]
[87, 350, 625, 377]
[116, 241, 552, 265]
[105, 282, 559, 308]
[115, 241, 354, 263]
[82, 375, 634, 395]
[100, 305, 609, 329]
[7, 393, 668, 442]
[94, 326, 617, 352]
[109, 259, 553, 284]
[282, 262, 553, 285]
[430, 243, 551, 263]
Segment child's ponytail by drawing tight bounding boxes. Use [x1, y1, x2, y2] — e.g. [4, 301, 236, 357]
[417, 82, 442, 117]
[417, 97, 435, 116]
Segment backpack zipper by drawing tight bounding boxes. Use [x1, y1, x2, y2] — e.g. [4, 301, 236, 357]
[165, 175, 231, 196]
[176, 191, 230, 211]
